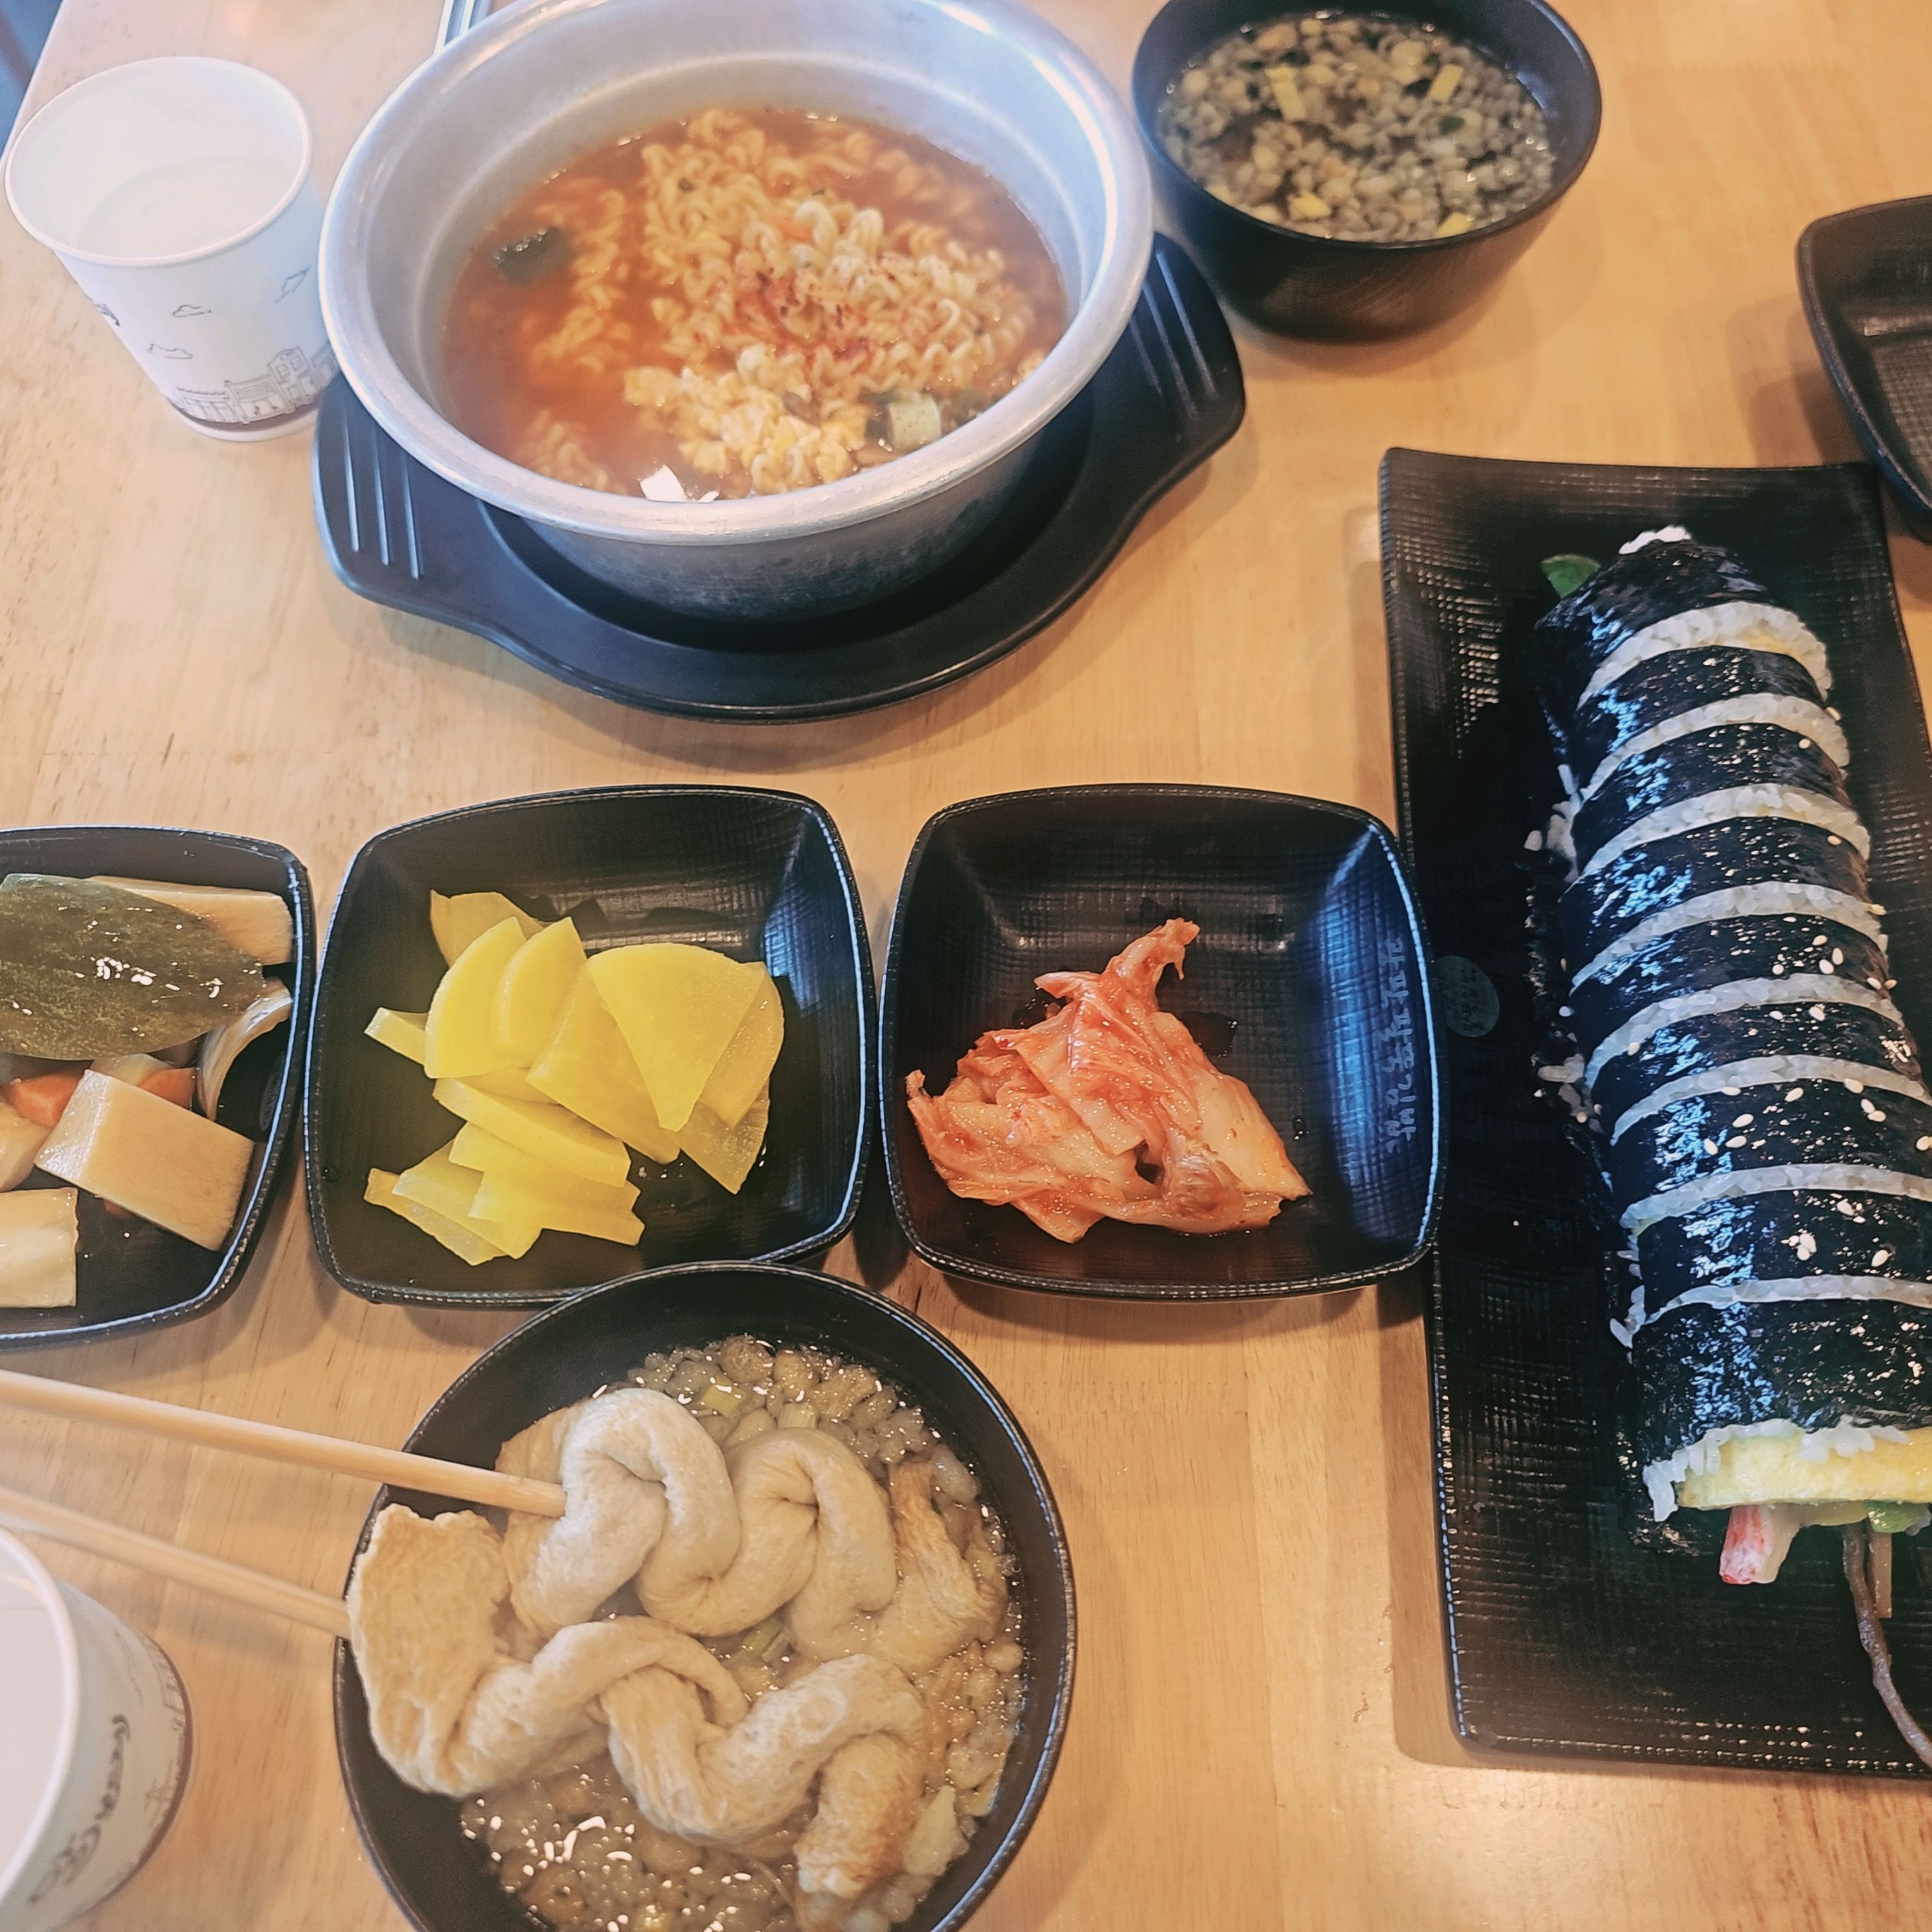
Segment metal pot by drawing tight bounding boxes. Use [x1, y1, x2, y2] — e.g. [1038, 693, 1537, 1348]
[319, 0, 1152, 620]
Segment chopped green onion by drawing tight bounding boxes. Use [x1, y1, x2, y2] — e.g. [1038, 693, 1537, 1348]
[696, 1378, 744, 1418]
[742, 1616, 785, 1658]
[1438, 114, 1464, 133]
[491, 226, 571, 285]
[1867, 1501, 1929, 1534]
[1541, 554, 1599, 597]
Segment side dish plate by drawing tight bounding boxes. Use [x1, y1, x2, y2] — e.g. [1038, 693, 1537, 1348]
[1382, 450, 1932, 1773]
[881, 784, 1440, 1298]
[0, 824, 314, 1350]
[1799, 196, 1932, 534]
[304, 787, 871, 1306]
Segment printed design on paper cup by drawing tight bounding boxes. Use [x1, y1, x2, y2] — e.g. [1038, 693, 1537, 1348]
[275, 267, 309, 302]
[146, 344, 193, 360]
[171, 302, 213, 318]
[171, 339, 338, 428]
[27, 1715, 130, 1906]
[92, 303, 120, 328]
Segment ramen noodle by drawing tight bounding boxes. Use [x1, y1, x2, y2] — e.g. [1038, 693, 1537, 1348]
[442, 108, 1067, 501]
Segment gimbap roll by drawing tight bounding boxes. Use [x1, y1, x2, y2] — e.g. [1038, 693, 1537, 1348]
[1534, 535, 1830, 736]
[1532, 530, 1932, 1646]
[1635, 1186, 1932, 1320]
[1567, 912, 1890, 1063]
[1570, 721, 1852, 875]
[1558, 814, 1870, 970]
[1592, 993, 1921, 1138]
[1565, 644, 1838, 799]
[1607, 1075, 1932, 1222]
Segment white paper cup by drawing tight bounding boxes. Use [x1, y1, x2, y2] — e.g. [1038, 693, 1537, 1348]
[4, 56, 338, 440]
[0, 1530, 192, 1932]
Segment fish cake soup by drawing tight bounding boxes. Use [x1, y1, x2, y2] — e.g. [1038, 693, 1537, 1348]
[441, 107, 1068, 501]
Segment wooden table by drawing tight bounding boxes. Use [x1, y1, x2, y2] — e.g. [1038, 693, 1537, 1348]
[3, 2, 1928, 1927]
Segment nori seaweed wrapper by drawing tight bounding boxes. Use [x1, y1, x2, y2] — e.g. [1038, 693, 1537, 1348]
[1592, 996, 1919, 1130]
[1533, 539, 1775, 720]
[1567, 645, 1830, 789]
[1608, 1079, 1932, 1212]
[1630, 1299, 1932, 1467]
[1570, 914, 1890, 1059]
[1638, 1188, 1932, 1308]
[1559, 814, 1868, 970]
[1571, 723, 1850, 872]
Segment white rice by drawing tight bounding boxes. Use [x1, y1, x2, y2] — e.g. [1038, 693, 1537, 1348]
[1642, 1276, 1932, 1328]
[1619, 527, 1693, 554]
[1577, 602, 1832, 709]
[1584, 976, 1903, 1090]
[1572, 884, 1885, 989]
[1642, 1417, 1914, 1521]
[1623, 1164, 1932, 1236]
[1578, 785, 1868, 882]
[1578, 696, 1848, 801]
[1609, 1056, 1932, 1142]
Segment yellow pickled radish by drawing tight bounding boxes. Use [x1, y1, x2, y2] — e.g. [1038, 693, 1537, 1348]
[467, 1066, 544, 1103]
[530, 973, 680, 1160]
[429, 890, 543, 967]
[365, 1008, 428, 1064]
[366, 1168, 505, 1267]
[447, 1121, 639, 1213]
[492, 918, 587, 1063]
[697, 968, 783, 1129]
[423, 918, 525, 1078]
[471, 1171, 643, 1245]
[391, 1143, 540, 1258]
[588, 943, 763, 1132]
[432, 1078, 631, 1187]
[680, 1088, 770, 1194]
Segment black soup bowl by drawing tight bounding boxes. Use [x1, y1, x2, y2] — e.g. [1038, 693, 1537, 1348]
[1133, 0, 1600, 340]
[335, 1261, 1074, 1932]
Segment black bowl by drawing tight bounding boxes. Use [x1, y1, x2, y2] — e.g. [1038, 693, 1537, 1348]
[881, 785, 1441, 1296]
[334, 1260, 1074, 1932]
[1131, 0, 1600, 340]
[1799, 196, 1932, 535]
[305, 787, 872, 1306]
[0, 823, 314, 1349]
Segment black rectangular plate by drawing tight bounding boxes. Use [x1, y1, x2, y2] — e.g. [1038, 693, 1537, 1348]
[1383, 451, 1932, 1774]
[881, 785, 1440, 1298]
[0, 824, 314, 1349]
[305, 787, 872, 1306]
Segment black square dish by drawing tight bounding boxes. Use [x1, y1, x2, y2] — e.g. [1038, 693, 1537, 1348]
[881, 785, 1441, 1297]
[305, 788, 871, 1306]
[1383, 448, 1932, 1774]
[1799, 197, 1932, 532]
[0, 824, 314, 1349]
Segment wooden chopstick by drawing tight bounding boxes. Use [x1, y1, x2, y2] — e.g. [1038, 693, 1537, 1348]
[0, 1481, 352, 1640]
[0, 1367, 566, 1520]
